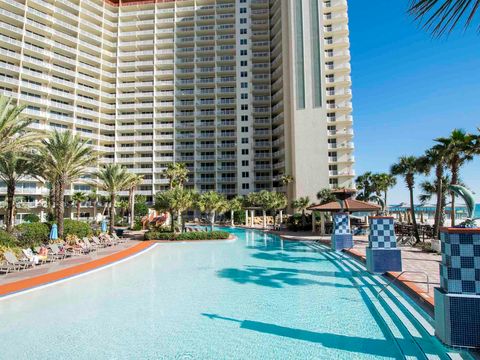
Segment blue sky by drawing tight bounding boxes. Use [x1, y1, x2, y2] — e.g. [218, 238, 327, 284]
[347, 0, 480, 204]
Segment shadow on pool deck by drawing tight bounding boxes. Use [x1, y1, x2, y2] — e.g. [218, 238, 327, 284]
[201, 313, 405, 358]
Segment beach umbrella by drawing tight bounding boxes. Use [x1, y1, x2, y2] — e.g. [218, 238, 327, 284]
[50, 223, 58, 240]
[101, 219, 107, 233]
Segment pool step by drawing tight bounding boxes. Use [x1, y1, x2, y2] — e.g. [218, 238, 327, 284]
[307, 243, 466, 360]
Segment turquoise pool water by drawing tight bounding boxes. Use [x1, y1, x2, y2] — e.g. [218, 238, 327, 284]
[0, 228, 472, 359]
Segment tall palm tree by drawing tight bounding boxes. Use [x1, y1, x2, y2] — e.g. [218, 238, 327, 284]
[162, 163, 189, 189]
[291, 196, 311, 227]
[71, 191, 88, 221]
[391, 156, 428, 245]
[435, 129, 475, 226]
[88, 188, 99, 223]
[154, 189, 176, 232]
[254, 190, 274, 229]
[117, 199, 129, 222]
[419, 176, 451, 232]
[408, 0, 480, 36]
[371, 173, 397, 212]
[0, 152, 34, 232]
[93, 164, 132, 234]
[0, 95, 35, 155]
[39, 131, 96, 237]
[316, 188, 336, 205]
[424, 146, 448, 237]
[126, 174, 144, 229]
[269, 192, 288, 228]
[226, 196, 243, 227]
[355, 172, 374, 201]
[197, 191, 227, 231]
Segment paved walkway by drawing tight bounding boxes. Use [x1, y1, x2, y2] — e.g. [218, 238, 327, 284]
[0, 240, 139, 286]
[273, 231, 440, 305]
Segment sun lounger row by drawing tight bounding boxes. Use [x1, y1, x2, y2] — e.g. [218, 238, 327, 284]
[0, 233, 128, 275]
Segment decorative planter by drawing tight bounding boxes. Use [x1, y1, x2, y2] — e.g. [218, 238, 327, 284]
[331, 213, 353, 251]
[434, 227, 480, 348]
[365, 217, 402, 274]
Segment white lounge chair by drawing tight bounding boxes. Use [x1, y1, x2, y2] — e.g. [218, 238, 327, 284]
[4, 251, 34, 269]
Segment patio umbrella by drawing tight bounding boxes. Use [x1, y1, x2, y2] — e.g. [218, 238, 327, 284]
[101, 220, 107, 233]
[50, 224, 58, 241]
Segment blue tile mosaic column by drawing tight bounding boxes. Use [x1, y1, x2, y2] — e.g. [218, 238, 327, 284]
[331, 213, 353, 251]
[366, 217, 402, 274]
[434, 228, 480, 348]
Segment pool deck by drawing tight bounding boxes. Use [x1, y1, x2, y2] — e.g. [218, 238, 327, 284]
[274, 230, 438, 312]
[0, 239, 155, 298]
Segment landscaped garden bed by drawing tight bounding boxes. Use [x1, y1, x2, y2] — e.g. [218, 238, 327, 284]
[144, 230, 231, 241]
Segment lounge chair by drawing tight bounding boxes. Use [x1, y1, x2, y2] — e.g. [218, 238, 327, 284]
[91, 236, 108, 248]
[49, 244, 69, 259]
[0, 260, 19, 274]
[4, 251, 34, 269]
[82, 237, 98, 251]
[100, 234, 118, 246]
[22, 248, 45, 265]
[111, 233, 127, 244]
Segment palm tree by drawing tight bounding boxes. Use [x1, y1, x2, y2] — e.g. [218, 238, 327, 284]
[419, 176, 451, 232]
[408, 0, 480, 36]
[269, 192, 288, 228]
[424, 146, 448, 237]
[197, 191, 227, 231]
[0, 152, 34, 232]
[371, 173, 397, 211]
[316, 188, 336, 205]
[154, 190, 176, 232]
[435, 129, 475, 226]
[162, 163, 189, 189]
[126, 174, 144, 230]
[71, 191, 88, 221]
[93, 164, 132, 234]
[117, 199, 130, 222]
[391, 156, 428, 245]
[291, 196, 311, 227]
[355, 172, 374, 201]
[39, 130, 96, 237]
[0, 95, 35, 155]
[88, 189, 99, 223]
[253, 190, 274, 229]
[226, 196, 243, 227]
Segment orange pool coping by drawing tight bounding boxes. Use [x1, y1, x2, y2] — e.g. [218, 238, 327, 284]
[345, 248, 435, 310]
[0, 241, 156, 299]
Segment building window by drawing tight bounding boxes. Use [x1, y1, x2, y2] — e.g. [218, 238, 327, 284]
[242, 183, 250, 189]
[310, 0, 323, 108]
[294, 0, 306, 109]
[242, 160, 249, 166]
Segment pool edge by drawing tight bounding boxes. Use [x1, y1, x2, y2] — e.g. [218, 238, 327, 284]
[0, 241, 157, 300]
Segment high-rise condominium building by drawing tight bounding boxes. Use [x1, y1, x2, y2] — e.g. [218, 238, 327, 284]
[0, 0, 354, 222]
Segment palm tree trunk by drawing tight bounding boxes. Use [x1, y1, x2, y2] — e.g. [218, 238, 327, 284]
[433, 165, 443, 238]
[129, 188, 135, 229]
[210, 211, 215, 232]
[384, 191, 388, 214]
[109, 193, 115, 235]
[450, 165, 458, 227]
[170, 211, 175, 232]
[230, 210, 234, 227]
[301, 210, 306, 227]
[76, 202, 80, 220]
[48, 182, 55, 220]
[92, 198, 97, 223]
[5, 181, 15, 232]
[57, 180, 66, 238]
[262, 210, 266, 229]
[409, 185, 421, 245]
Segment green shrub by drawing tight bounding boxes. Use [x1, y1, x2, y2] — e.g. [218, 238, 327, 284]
[63, 219, 92, 238]
[0, 230, 17, 247]
[14, 222, 50, 247]
[23, 213, 40, 223]
[144, 230, 230, 241]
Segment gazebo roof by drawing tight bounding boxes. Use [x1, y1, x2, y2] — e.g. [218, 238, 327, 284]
[307, 198, 381, 213]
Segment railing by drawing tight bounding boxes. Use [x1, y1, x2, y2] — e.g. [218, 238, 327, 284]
[376, 270, 430, 298]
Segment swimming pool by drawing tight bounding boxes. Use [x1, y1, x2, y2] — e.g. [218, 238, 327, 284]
[0, 228, 472, 359]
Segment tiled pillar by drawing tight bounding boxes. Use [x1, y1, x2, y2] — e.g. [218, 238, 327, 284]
[245, 210, 249, 227]
[366, 217, 402, 273]
[331, 212, 353, 251]
[434, 228, 480, 348]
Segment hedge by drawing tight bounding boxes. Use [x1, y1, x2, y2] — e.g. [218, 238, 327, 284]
[145, 230, 230, 241]
[0, 230, 17, 247]
[63, 219, 93, 239]
[14, 222, 50, 247]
